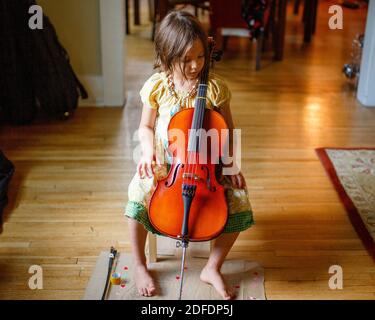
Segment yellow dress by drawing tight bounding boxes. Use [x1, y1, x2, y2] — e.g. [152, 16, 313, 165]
[125, 71, 254, 234]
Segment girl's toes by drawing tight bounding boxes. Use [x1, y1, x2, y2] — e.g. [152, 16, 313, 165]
[222, 290, 232, 300]
[148, 286, 156, 296]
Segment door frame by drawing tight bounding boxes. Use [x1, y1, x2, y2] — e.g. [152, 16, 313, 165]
[357, 0, 375, 107]
[99, 0, 125, 107]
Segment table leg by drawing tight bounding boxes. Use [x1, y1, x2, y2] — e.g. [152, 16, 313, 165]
[275, 0, 287, 61]
[312, 0, 318, 34]
[148, 0, 154, 22]
[134, 0, 140, 25]
[294, 0, 301, 14]
[125, 0, 130, 34]
[304, 0, 315, 42]
[158, 0, 169, 21]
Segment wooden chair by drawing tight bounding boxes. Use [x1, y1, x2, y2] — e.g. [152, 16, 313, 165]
[147, 233, 158, 262]
[147, 232, 213, 262]
[152, 0, 210, 40]
[125, 0, 147, 34]
[293, 0, 319, 43]
[209, 0, 267, 70]
[303, 0, 318, 43]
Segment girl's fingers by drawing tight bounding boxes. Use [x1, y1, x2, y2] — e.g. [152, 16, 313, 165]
[231, 175, 238, 188]
[144, 162, 151, 178]
[141, 163, 146, 179]
[138, 163, 143, 179]
[226, 173, 246, 189]
[235, 175, 241, 188]
[145, 162, 154, 178]
[141, 162, 149, 179]
[241, 174, 247, 188]
[138, 160, 155, 179]
[148, 162, 154, 177]
[237, 174, 243, 189]
[230, 174, 245, 189]
[151, 160, 156, 174]
[137, 162, 155, 179]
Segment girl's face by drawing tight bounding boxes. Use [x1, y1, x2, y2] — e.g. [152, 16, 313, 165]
[174, 39, 205, 81]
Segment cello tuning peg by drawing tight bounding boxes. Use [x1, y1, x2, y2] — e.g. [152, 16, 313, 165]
[212, 50, 223, 62]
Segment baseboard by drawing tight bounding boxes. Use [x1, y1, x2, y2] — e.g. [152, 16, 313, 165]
[78, 74, 105, 107]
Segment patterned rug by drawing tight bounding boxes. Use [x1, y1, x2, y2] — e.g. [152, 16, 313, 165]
[316, 148, 375, 261]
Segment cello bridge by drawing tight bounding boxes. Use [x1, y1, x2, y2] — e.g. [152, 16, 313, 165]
[182, 173, 202, 181]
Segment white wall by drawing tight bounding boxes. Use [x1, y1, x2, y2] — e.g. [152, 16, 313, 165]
[39, 0, 125, 107]
[357, 0, 375, 107]
[99, 0, 126, 107]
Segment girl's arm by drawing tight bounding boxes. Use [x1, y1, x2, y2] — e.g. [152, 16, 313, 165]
[218, 103, 246, 189]
[219, 102, 235, 162]
[219, 102, 235, 140]
[137, 104, 157, 178]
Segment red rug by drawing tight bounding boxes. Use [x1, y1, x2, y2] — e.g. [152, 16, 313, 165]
[316, 148, 375, 262]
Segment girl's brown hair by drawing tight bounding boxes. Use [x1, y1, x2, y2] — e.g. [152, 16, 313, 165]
[154, 10, 209, 79]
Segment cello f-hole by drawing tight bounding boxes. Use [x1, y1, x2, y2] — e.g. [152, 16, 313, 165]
[165, 163, 181, 187]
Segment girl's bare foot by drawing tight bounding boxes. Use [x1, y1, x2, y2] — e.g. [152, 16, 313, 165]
[134, 264, 156, 297]
[200, 265, 236, 300]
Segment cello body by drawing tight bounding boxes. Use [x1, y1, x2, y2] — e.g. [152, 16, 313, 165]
[148, 107, 229, 241]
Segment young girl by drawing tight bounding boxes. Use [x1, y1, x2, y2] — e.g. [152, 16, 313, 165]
[125, 11, 254, 300]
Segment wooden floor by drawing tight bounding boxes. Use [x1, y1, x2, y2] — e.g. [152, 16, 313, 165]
[1, 1, 374, 299]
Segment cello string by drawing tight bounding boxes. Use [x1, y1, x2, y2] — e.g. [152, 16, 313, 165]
[190, 68, 204, 187]
[183, 39, 213, 187]
[192, 64, 209, 187]
[195, 39, 214, 180]
[186, 92, 197, 185]
[198, 60, 209, 179]
[182, 79, 198, 185]
[186, 70, 204, 187]
[196, 39, 215, 183]
[188, 72, 204, 186]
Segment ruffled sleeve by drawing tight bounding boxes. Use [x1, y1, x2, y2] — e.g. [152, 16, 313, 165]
[139, 73, 164, 109]
[207, 75, 232, 108]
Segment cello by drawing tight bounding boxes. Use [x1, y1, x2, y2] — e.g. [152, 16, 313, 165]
[148, 38, 228, 299]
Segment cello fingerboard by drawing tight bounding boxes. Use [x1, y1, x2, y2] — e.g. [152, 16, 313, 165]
[187, 38, 216, 154]
[188, 86, 208, 152]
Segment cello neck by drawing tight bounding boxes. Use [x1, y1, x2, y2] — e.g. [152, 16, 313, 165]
[187, 39, 215, 153]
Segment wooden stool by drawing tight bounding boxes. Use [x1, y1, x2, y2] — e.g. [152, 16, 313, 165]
[146, 232, 213, 263]
[147, 232, 158, 263]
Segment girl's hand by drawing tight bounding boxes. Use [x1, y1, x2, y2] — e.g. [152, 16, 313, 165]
[227, 172, 246, 189]
[222, 162, 246, 189]
[137, 154, 156, 179]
